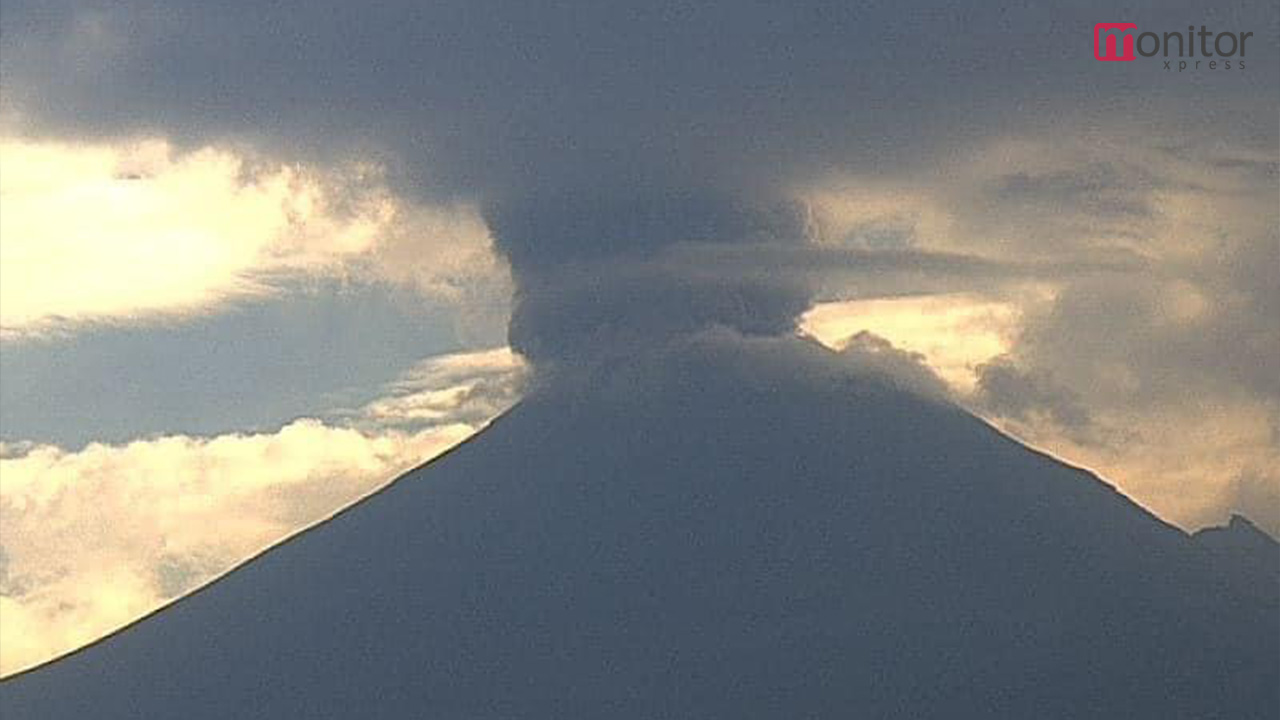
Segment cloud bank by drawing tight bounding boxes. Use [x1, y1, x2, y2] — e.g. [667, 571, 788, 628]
[0, 138, 510, 339]
[0, 348, 526, 676]
[798, 131, 1280, 536]
[5, 0, 1272, 367]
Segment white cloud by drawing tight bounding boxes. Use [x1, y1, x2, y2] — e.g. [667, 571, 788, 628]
[0, 347, 527, 676]
[355, 347, 527, 428]
[0, 138, 511, 339]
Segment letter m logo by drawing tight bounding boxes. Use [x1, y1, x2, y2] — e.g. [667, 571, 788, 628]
[1095, 23, 1137, 61]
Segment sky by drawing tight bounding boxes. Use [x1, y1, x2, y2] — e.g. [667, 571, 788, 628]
[1, 0, 1277, 676]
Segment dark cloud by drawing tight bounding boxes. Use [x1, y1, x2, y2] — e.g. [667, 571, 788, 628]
[839, 331, 951, 399]
[487, 193, 812, 363]
[670, 243, 1144, 285]
[993, 164, 1156, 222]
[973, 356, 1091, 435]
[1013, 246, 1279, 418]
[3, 0, 1275, 366]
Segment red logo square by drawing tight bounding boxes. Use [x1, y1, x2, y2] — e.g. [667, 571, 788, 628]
[1095, 23, 1137, 61]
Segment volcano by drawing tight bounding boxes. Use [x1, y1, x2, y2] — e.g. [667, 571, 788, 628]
[2, 334, 1276, 718]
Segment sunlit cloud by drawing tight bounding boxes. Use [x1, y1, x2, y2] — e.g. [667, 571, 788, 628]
[796, 130, 1279, 538]
[0, 347, 528, 676]
[988, 397, 1280, 535]
[354, 347, 527, 429]
[800, 294, 1023, 393]
[0, 138, 511, 340]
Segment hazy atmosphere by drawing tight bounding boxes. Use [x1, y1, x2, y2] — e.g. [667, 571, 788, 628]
[0, 0, 1276, 686]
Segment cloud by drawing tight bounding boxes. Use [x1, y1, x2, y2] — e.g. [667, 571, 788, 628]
[798, 130, 1279, 537]
[973, 356, 1092, 436]
[800, 294, 1021, 393]
[836, 331, 952, 400]
[353, 347, 528, 429]
[5, 0, 1272, 368]
[0, 138, 510, 339]
[0, 347, 527, 676]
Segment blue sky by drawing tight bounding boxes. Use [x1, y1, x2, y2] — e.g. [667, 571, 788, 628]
[1, 280, 486, 448]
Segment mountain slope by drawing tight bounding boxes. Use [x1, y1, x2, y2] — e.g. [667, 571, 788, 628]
[2, 335, 1276, 718]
